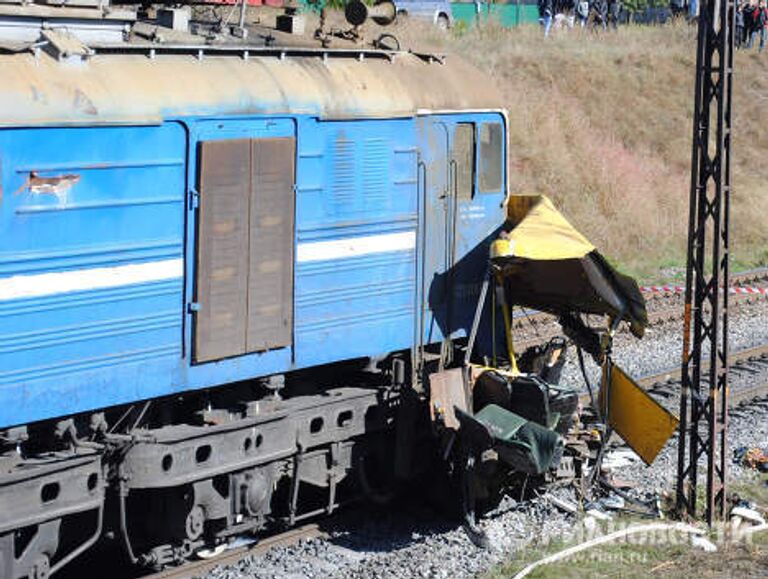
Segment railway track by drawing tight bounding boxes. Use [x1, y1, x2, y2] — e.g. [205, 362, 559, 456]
[141, 524, 324, 579]
[143, 342, 768, 579]
[576, 342, 768, 410]
[512, 267, 768, 352]
[134, 273, 768, 579]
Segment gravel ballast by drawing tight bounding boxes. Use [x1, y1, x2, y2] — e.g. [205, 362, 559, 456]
[205, 302, 768, 579]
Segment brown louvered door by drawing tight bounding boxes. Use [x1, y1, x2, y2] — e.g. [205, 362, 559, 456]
[194, 137, 295, 363]
[246, 138, 295, 352]
[195, 139, 251, 363]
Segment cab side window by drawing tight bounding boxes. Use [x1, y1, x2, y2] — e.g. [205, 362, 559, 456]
[479, 122, 503, 193]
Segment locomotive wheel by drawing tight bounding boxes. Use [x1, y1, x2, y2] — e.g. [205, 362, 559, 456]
[185, 506, 205, 541]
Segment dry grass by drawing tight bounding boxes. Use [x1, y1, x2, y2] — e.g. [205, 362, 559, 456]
[410, 21, 768, 280]
[251, 8, 767, 280]
[486, 530, 768, 579]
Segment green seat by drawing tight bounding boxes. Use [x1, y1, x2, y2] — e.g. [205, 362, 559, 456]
[471, 404, 563, 475]
[474, 404, 528, 441]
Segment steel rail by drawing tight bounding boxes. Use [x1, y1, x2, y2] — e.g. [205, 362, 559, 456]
[140, 524, 324, 579]
[510, 267, 768, 353]
[137, 344, 768, 579]
[577, 342, 768, 408]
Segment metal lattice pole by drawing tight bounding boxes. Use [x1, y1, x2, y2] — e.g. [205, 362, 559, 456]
[677, 0, 734, 525]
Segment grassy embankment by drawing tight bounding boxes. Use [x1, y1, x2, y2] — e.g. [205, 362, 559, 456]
[421, 22, 768, 281]
[482, 472, 768, 578]
[485, 519, 768, 579]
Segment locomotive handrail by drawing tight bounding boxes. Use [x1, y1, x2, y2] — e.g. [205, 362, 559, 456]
[66, 42, 448, 65]
[83, 43, 447, 64]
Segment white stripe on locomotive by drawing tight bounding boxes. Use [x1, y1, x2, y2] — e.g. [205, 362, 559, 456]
[296, 231, 416, 263]
[0, 258, 183, 301]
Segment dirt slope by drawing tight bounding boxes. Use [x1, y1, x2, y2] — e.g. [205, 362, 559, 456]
[419, 22, 768, 280]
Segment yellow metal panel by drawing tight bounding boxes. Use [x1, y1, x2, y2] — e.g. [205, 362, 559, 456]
[491, 195, 595, 261]
[600, 364, 679, 465]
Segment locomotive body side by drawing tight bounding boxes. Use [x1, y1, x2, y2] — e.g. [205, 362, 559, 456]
[0, 53, 507, 428]
[0, 31, 510, 574]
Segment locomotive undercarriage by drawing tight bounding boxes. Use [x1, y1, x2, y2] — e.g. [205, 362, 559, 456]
[0, 453, 103, 579]
[0, 339, 627, 577]
[0, 300, 655, 578]
[0, 358, 409, 577]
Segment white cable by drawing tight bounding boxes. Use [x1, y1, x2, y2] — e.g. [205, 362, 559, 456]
[512, 522, 705, 579]
[742, 522, 768, 536]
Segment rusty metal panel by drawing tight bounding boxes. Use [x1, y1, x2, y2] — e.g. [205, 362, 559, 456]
[428, 368, 468, 430]
[195, 139, 250, 363]
[246, 137, 295, 352]
[453, 123, 475, 201]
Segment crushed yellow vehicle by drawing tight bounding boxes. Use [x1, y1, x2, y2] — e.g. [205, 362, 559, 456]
[488, 194, 676, 463]
[429, 195, 677, 541]
[490, 194, 647, 339]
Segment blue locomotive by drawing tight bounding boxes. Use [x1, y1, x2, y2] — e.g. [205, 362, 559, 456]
[0, 2, 511, 575]
[0, 14, 506, 431]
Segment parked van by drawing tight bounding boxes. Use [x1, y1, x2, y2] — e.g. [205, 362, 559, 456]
[394, 0, 453, 29]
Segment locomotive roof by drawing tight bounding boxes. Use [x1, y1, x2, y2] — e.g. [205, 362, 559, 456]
[0, 4, 503, 126]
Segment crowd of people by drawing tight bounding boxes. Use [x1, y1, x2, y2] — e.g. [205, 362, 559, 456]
[736, 0, 768, 51]
[537, 0, 768, 43]
[537, 0, 623, 35]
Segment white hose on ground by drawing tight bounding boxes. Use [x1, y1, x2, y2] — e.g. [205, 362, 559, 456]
[511, 522, 705, 579]
[742, 522, 768, 536]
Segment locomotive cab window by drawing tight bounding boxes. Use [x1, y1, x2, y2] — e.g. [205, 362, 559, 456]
[479, 122, 503, 193]
[453, 123, 475, 201]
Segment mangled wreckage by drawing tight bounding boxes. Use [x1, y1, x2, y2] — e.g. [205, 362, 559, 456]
[428, 195, 678, 542]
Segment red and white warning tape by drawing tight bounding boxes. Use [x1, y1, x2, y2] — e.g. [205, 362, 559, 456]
[640, 285, 685, 294]
[640, 285, 768, 296]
